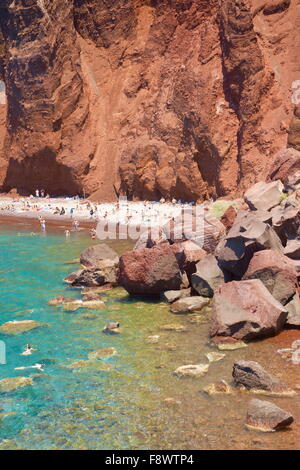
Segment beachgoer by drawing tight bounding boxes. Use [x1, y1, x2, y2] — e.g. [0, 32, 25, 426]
[65, 229, 70, 237]
[15, 363, 45, 371]
[35, 189, 39, 198]
[21, 344, 36, 356]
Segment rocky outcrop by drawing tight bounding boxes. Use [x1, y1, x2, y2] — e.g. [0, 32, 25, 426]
[210, 280, 288, 342]
[0, 0, 299, 200]
[244, 181, 284, 212]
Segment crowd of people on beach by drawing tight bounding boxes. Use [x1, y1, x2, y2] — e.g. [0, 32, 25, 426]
[0, 190, 207, 238]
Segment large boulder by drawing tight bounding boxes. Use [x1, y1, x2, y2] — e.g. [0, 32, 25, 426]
[242, 250, 297, 305]
[284, 239, 300, 260]
[118, 244, 187, 296]
[80, 243, 119, 268]
[232, 360, 293, 395]
[271, 206, 300, 244]
[216, 213, 283, 277]
[191, 255, 226, 298]
[246, 399, 294, 432]
[267, 147, 300, 187]
[164, 211, 226, 254]
[210, 280, 288, 342]
[244, 180, 284, 212]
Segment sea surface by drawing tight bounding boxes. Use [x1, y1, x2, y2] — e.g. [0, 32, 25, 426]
[0, 219, 300, 450]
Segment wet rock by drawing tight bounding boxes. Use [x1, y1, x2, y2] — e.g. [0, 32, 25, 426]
[210, 280, 288, 342]
[171, 296, 210, 314]
[48, 296, 74, 306]
[88, 347, 116, 360]
[161, 288, 191, 304]
[145, 335, 160, 344]
[63, 270, 83, 284]
[205, 352, 225, 363]
[80, 244, 119, 268]
[244, 180, 284, 212]
[103, 322, 120, 334]
[0, 377, 33, 394]
[246, 399, 294, 432]
[203, 380, 233, 395]
[191, 255, 225, 298]
[216, 340, 248, 351]
[71, 262, 118, 287]
[82, 293, 102, 301]
[174, 364, 209, 378]
[0, 320, 45, 336]
[118, 244, 188, 297]
[81, 285, 113, 294]
[242, 250, 297, 305]
[216, 213, 283, 277]
[284, 239, 300, 260]
[232, 361, 295, 396]
[82, 313, 97, 320]
[159, 323, 187, 332]
[286, 293, 300, 327]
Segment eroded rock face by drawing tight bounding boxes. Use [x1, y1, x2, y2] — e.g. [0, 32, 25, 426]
[0, 1, 299, 200]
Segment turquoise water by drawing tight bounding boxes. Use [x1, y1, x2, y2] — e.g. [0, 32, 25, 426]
[1, 221, 300, 450]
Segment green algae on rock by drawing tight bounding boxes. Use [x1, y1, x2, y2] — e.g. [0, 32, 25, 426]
[0, 377, 33, 394]
[0, 320, 45, 335]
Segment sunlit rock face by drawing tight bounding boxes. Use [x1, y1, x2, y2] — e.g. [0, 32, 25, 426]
[0, 0, 299, 200]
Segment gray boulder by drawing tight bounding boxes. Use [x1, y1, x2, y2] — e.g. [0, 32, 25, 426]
[244, 180, 284, 211]
[191, 255, 225, 298]
[80, 244, 119, 268]
[216, 212, 283, 277]
[284, 239, 300, 260]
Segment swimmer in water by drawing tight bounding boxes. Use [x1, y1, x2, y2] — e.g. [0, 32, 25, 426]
[21, 344, 36, 356]
[15, 363, 45, 371]
[64, 229, 70, 237]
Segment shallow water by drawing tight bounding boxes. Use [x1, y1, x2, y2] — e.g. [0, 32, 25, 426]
[0, 221, 300, 450]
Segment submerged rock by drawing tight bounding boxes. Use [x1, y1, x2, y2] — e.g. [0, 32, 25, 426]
[203, 380, 233, 395]
[145, 335, 160, 344]
[216, 340, 248, 351]
[0, 377, 33, 394]
[205, 352, 225, 363]
[159, 323, 187, 332]
[0, 320, 45, 336]
[246, 399, 294, 432]
[88, 347, 117, 360]
[174, 364, 209, 378]
[171, 296, 210, 314]
[48, 296, 74, 306]
[232, 361, 295, 396]
[103, 322, 121, 334]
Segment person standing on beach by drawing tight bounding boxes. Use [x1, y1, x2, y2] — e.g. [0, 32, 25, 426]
[35, 189, 39, 198]
[73, 220, 79, 230]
